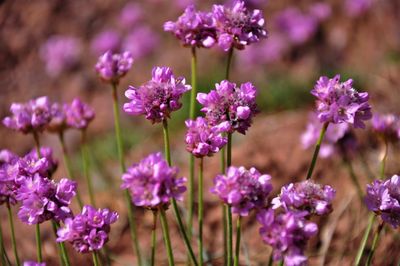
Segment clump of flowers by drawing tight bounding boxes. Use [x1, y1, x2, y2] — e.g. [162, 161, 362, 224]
[121, 152, 186, 209]
[185, 117, 228, 157]
[257, 209, 318, 266]
[95, 51, 134, 84]
[23, 261, 46, 266]
[0, 150, 20, 205]
[197, 80, 258, 134]
[124, 66, 191, 123]
[57, 205, 118, 253]
[371, 113, 400, 141]
[272, 180, 336, 216]
[212, 0, 267, 51]
[365, 175, 400, 229]
[3, 96, 52, 134]
[65, 98, 95, 130]
[17, 174, 77, 224]
[21, 147, 58, 178]
[211, 166, 272, 216]
[164, 5, 217, 48]
[311, 75, 372, 128]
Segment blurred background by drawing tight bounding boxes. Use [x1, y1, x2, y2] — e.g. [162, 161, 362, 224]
[0, 0, 400, 265]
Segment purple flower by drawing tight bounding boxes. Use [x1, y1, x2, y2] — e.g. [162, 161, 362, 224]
[185, 117, 228, 157]
[40, 36, 81, 77]
[164, 5, 217, 48]
[311, 75, 372, 128]
[197, 80, 258, 134]
[365, 175, 400, 229]
[57, 205, 118, 253]
[17, 174, 76, 224]
[47, 102, 69, 133]
[124, 66, 191, 123]
[22, 147, 58, 178]
[272, 180, 336, 216]
[121, 152, 186, 209]
[257, 209, 318, 266]
[345, 0, 372, 17]
[3, 97, 52, 134]
[119, 3, 143, 29]
[122, 26, 159, 59]
[212, 0, 267, 51]
[0, 150, 20, 205]
[211, 166, 272, 216]
[309, 3, 332, 21]
[24, 261, 46, 266]
[65, 98, 95, 130]
[95, 51, 134, 84]
[371, 113, 400, 141]
[91, 30, 121, 55]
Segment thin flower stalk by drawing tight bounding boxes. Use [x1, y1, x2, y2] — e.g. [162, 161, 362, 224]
[306, 122, 329, 180]
[366, 222, 384, 266]
[0, 221, 6, 266]
[6, 202, 20, 266]
[198, 158, 204, 265]
[52, 221, 70, 266]
[32, 132, 43, 263]
[234, 216, 242, 266]
[159, 208, 175, 266]
[151, 211, 158, 266]
[92, 251, 100, 266]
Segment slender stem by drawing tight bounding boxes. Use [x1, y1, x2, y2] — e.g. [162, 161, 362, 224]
[306, 122, 329, 180]
[92, 251, 100, 266]
[59, 132, 84, 208]
[366, 222, 384, 266]
[32, 132, 43, 263]
[159, 208, 175, 266]
[225, 48, 234, 81]
[151, 211, 158, 266]
[52, 221, 70, 266]
[221, 136, 227, 265]
[355, 214, 376, 266]
[343, 159, 364, 201]
[190, 47, 197, 119]
[6, 203, 20, 266]
[267, 252, 273, 266]
[227, 205, 233, 266]
[380, 136, 388, 179]
[81, 130, 96, 207]
[278, 261, 284, 266]
[111, 82, 142, 266]
[198, 158, 204, 265]
[227, 133, 232, 167]
[0, 220, 6, 266]
[162, 120, 172, 165]
[234, 217, 242, 266]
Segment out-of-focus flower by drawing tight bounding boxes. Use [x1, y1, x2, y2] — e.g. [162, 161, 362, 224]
[365, 175, 400, 229]
[47, 102, 68, 133]
[345, 0, 372, 17]
[3, 97, 52, 134]
[122, 26, 159, 59]
[197, 80, 258, 134]
[371, 113, 400, 141]
[212, 0, 267, 51]
[311, 75, 372, 128]
[91, 30, 121, 56]
[57, 205, 118, 253]
[95, 51, 134, 84]
[119, 3, 143, 29]
[124, 66, 191, 123]
[185, 117, 228, 157]
[40, 36, 81, 77]
[121, 152, 186, 209]
[308, 3, 332, 21]
[65, 98, 95, 130]
[272, 180, 336, 216]
[164, 5, 217, 48]
[211, 166, 272, 216]
[257, 209, 318, 266]
[23, 261, 46, 266]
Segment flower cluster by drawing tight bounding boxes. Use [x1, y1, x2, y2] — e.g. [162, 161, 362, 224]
[212, 0, 267, 51]
[95, 51, 134, 84]
[121, 152, 186, 209]
[24, 261, 46, 266]
[3, 96, 52, 134]
[57, 205, 118, 253]
[124, 66, 191, 123]
[272, 180, 336, 216]
[17, 175, 76, 224]
[257, 209, 318, 266]
[197, 80, 258, 134]
[20, 147, 58, 178]
[365, 175, 400, 228]
[211, 166, 272, 216]
[185, 117, 228, 157]
[311, 75, 372, 128]
[371, 113, 400, 141]
[164, 5, 217, 48]
[0, 150, 20, 205]
[65, 98, 95, 130]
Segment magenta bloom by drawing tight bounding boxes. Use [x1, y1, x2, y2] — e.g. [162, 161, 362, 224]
[164, 5, 217, 48]
[212, 0, 267, 51]
[23, 262, 46, 266]
[22, 147, 58, 178]
[91, 30, 121, 55]
[311, 75, 372, 128]
[124, 66, 191, 123]
[65, 98, 95, 130]
[57, 205, 118, 253]
[122, 26, 159, 59]
[95, 51, 133, 84]
[257, 209, 318, 266]
[365, 175, 400, 229]
[371, 113, 400, 141]
[211, 166, 272, 216]
[0, 150, 20, 205]
[40, 36, 81, 77]
[3, 96, 52, 134]
[121, 152, 186, 209]
[272, 180, 336, 216]
[197, 80, 258, 134]
[345, 0, 372, 17]
[119, 3, 143, 29]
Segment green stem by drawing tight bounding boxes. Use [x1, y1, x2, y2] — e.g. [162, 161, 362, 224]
[52, 221, 70, 266]
[227, 133, 232, 167]
[81, 130, 96, 207]
[234, 217, 242, 266]
[0, 220, 6, 266]
[278, 261, 284, 266]
[159, 208, 175, 266]
[227, 205, 233, 266]
[112, 82, 142, 266]
[343, 159, 364, 201]
[306, 122, 329, 180]
[198, 158, 204, 265]
[92, 251, 100, 266]
[267, 252, 273, 266]
[190, 47, 197, 119]
[32, 132, 43, 263]
[380, 136, 388, 179]
[225, 48, 234, 81]
[162, 120, 198, 266]
[6, 203, 20, 266]
[151, 211, 158, 266]
[366, 222, 384, 266]
[59, 132, 84, 208]
[355, 214, 376, 265]
[221, 137, 227, 265]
